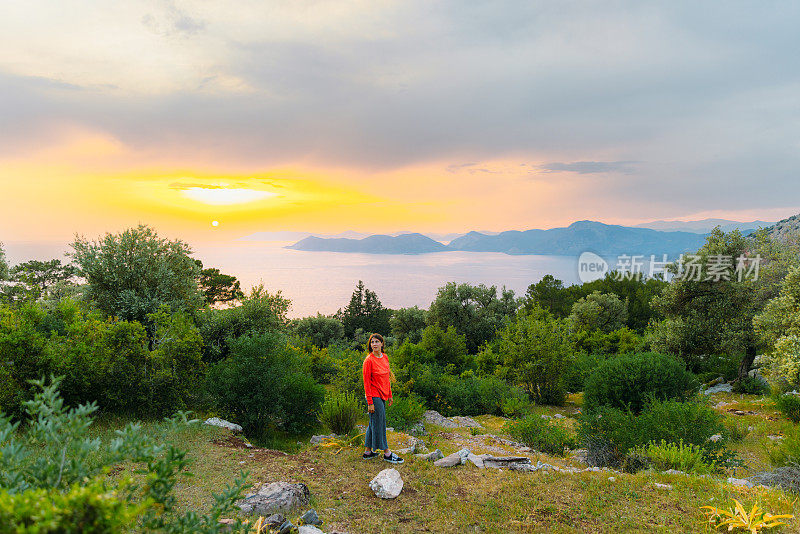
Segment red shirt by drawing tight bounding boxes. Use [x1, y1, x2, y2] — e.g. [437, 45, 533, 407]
[363, 352, 392, 404]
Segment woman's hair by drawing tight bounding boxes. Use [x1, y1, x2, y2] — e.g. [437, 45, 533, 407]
[367, 333, 385, 353]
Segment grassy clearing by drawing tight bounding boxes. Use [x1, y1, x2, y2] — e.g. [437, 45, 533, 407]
[85, 392, 800, 533]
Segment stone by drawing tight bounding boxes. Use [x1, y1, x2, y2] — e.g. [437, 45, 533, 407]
[768, 435, 784, 441]
[434, 448, 471, 468]
[423, 410, 459, 428]
[553, 413, 566, 419]
[416, 449, 443, 462]
[450, 416, 482, 428]
[709, 434, 722, 442]
[370, 468, 404, 499]
[703, 383, 733, 395]
[409, 422, 427, 435]
[236, 482, 310, 516]
[654, 483, 673, 490]
[748, 369, 769, 386]
[714, 401, 733, 408]
[204, 417, 242, 432]
[728, 477, 754, 488]
[540, 415, 552, 419]
[663, 469, 686, 476]
[264, 514, 286, 528]
[310, 434, 338, 445]
[277, 520, 295, 534]
[299, 526, 325, 534]
[483, 456, 532, 469]
[608, 477, 616, 482]
[467, 453, 491, 468]
[299, 509, 322, 526]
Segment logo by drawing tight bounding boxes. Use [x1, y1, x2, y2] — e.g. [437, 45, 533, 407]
[578, 252, 608, 283]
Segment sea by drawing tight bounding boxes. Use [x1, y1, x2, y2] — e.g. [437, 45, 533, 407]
[4, 240, 646, 318]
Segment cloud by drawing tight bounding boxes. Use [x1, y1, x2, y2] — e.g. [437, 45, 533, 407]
[538, 161, 639, 174]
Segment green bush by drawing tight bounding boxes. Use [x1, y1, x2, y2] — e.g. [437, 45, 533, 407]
[206, 332, 325, 438]
[583, 352, 698, 414]
[578, 398, 727, 467]
[732, 375, 769, 395]
[775, 394, 800, 423]
[0, 376, 251, 533]
[632, 439, 716, 474]
[562, 352, 606, 392]
[504, 415, 576, 456]
[319, 391, 363, 435]
[501, 395, 532, 418]
[386, 395, 426, 431]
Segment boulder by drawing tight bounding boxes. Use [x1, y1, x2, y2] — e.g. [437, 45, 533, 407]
[310, 434, 338, 445]
[264, 514, 286, 528]
[728, 477, 754, 488]
[299, 509, 322, 526]
[299, 527, 325, 534]
[236, 482, 310, 516]
[483, 456, 532, 469]
[450, 416, 482, 428]
[204, 417, 242, 432]
[416, 449, 444, 462]
[702, 383, 733, 395]
[467, 453, 491, 468]
[654, 483, 673, 490]
[277, 520, 296, 534]
[434, 448, 471, 468]
[370, 468, 404, 499]
[423, 410, 459, 428]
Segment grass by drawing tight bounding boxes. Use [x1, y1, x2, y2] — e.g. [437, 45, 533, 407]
[80, 392, 800, 533]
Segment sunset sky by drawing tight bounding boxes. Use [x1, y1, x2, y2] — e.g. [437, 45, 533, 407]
[2, 1, 799, 244]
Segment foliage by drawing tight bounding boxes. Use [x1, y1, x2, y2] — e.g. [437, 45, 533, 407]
[337, 280, 391, 340]
[504, 415, 576, 456]
[648, 228, 766, 377]
[196, 284, 291, 363]
[482, 307, 571, 405]
[69, 224, 203, 325]
[7, 259, 78, 302]
[291, 314, 344, 348]
[386, 395, 426, 431]
[754, 267, 800, 386]
[500, 395, 533, 418]
[418, 324, 469, 371]
[390, 306, 427, 345]
[327, 346, 367, 398]
[583, 352, 697, 414]
[775, 394, 800, 423]
[319, 390, 363, 435]
[701, 499, 792, 533]
[632, 439, 716, 474]
[567, 291, 628, 333]
[206, 332, 325, 437]
[578, 399, 726, 467]
[0, 242, 7, 281]
[426, 282, 519, 353]
[732, 375, 769, 395]
[0, 377, 251, 533]
[196, 260, 244, 305]
[569, 327, 644, 358]
[562, 352, 607, 393]
[522, 274, 575, 318]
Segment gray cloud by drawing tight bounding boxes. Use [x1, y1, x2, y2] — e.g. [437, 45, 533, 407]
[538, 161, 639, 174]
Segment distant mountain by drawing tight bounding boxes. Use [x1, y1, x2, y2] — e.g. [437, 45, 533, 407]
[764, 214, 800, 241]
[634, 218, 774, 234]
[241, 231, 371, 241]
[286, 233, 448, 254]
[446, 221, 707, 256]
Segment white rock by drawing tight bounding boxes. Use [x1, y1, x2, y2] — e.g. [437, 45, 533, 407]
[467, 453, 491, 468]
[298, 527, 325, 534]
[204, 417, 243, 432]
[608, 477, 616, 482]
[553, 413, 566, 419]
[703, 384, 733, 395]
[654, 483, 673, 490]
[416, 449, 444, 462]
[727, 477, 754, 488]
[370, 468, 404, 499]
[663, 469, 686, 476]
[709, 434, 722, 442]
[540, 415, 552, 419]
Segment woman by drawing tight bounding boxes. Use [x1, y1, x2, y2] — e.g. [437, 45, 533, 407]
[362, 333, 404, 464]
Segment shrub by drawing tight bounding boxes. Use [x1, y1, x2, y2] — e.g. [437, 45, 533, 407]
[583, 352, 698, 414]
[562, 352, 606, 393]
[504, 415, 576, 456]
[386, 395, 426, 431]
[733, 375, 769, 395]
[206, 332, 325, 438]
[775, 394, 800, 423]
[633, 439, 716, 474]
[320, 391, 363, 435]
[291, 314, 344, 348]
[501, 395, 532, 418]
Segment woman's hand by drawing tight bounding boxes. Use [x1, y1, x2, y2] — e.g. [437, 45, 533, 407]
[368, 404, 375, 414]
[387, 398, 393, 407]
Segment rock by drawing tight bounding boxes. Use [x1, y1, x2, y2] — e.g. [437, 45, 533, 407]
[728, 477, 754, 488]
[654, 483, 673, 490]
[299, 526, 325, 534]
[608, 477, 616, 482]
[703, 383, 733, 395]
[404, 437, 426, 454]
[553, 413, 566, 419]
[264, 514, 286, 528]
[714, 401, 733, 408]
[236, 482, 310, 516]
[483, 456, 532, 469]
[299, 510, 322, 526]
[423, 410, 459, 428]
[310, 434, 338, 445]
[416, 449, 443, 462]
[370, 468, 404, 499]
[663, 469, 686, 476]
[409, 422, 426, 435]
[434, 448, 471, 467]
[467, 453, 491, 468]
[540, 415, 552, 419]
[277, 520, 296, 534]
[450, 416, 482, 428]
[204, 417, 242, 432]
[768, 435, 784, 441]
[748, 369, 769, 385]
[709, 434, 722, 442]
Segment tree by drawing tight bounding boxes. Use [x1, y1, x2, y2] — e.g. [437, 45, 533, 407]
[9, 259, 77, 301]
[195, 260, 244, 305]
[390, 306, 427, 345]
[567, 291, 628, 333]
[648, 228, 760, 376]
[291, 314, 345, 348]
[522, 275, 575, 318]
[338, 280, 391, 339]
[418, 324, 469, 372]
[753, 266, 800, 385]
[0, 242, 8, 280]
[69, 225, 202, 324]
[427, 282, 519, 353]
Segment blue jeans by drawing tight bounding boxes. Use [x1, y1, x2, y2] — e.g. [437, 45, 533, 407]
[364, 397, 388, 451]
